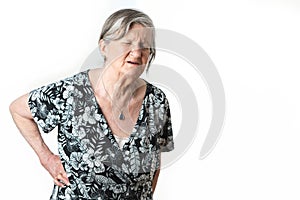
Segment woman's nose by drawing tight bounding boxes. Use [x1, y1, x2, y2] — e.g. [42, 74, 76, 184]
[130, 48, 142, 57]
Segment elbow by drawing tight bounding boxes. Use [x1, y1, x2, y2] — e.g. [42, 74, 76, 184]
[9, 94, 32, 119]
[9, 99, 22, 119]
[9, 100, 17, 115]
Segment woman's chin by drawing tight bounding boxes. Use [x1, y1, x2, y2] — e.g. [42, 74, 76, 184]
[123, 66, 145, 78]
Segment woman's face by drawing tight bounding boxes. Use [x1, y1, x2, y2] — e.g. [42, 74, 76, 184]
[101, 24, 153, 77]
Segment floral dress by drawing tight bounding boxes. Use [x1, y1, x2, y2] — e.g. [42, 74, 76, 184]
[28, 70, 174, 200]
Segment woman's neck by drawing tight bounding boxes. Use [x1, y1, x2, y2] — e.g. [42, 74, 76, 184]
[95, 65, 145, 107]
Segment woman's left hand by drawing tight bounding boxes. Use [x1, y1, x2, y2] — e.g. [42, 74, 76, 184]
[40, 153, 70, 187]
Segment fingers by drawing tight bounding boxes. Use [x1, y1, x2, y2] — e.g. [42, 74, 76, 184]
[41, 154, 71, 187]
[53, 161, 70, 187]
[58, 164, 70, 186]
[54, 176, 65, 188]
[54, 171, 70, 187]
[52, 155, 70, 187]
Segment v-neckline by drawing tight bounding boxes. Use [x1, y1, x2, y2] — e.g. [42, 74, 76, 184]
[85, 69, 149, 150]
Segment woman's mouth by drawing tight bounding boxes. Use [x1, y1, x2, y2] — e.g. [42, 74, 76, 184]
[127, 61, 141, 66]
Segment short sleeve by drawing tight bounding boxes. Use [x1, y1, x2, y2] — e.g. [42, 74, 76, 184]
[28, 80, 66, 133]
[158, 96, 175, 152]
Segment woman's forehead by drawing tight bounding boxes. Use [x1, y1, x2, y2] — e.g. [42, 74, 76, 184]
[124, 26, 153, 41]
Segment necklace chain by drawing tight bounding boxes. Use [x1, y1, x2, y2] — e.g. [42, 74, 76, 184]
[101, 75, 127, 120]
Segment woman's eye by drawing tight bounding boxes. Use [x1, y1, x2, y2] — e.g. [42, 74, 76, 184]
[141, 43, 151, 49]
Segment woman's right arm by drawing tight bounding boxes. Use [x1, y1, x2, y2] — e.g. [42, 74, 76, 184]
[9, 94, 70, 187]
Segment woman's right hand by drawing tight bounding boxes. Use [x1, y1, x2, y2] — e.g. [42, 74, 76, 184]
[10, 94, 70, 188]
[40, 154, 70, 187]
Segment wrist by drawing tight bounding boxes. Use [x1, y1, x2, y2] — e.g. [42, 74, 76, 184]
[37, 145, 54, 165]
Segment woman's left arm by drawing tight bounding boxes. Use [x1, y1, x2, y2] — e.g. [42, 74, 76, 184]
[152, 152, 161, 193]
[152, 168, 160, 193]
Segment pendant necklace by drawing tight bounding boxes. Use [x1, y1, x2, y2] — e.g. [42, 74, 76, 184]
[101, 78, 127, 120]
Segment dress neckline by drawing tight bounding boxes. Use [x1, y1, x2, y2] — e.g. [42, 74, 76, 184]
[84, 69, 149, 150]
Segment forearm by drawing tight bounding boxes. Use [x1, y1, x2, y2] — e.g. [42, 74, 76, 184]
[10, 94, 53, 162]
[152, 168, 160, 193]
[152, 152, 161, 193]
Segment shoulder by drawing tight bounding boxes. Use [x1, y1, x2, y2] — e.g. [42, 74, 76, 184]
[49, 70, 89, 89]
[146, 81, 169, 104]
[29, 70, 89, 99]
[64, 70, 89, 85]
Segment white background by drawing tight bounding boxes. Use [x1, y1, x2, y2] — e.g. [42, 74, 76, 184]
[1, 0, 300, 199]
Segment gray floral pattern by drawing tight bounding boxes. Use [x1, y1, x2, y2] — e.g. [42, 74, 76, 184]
[28, 70, 174, 200]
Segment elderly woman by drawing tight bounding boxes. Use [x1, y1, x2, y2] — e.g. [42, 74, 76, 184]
[10, 8, 174, 200]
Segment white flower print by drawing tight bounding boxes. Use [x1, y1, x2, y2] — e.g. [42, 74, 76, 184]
[74, 88, 83, 98]
[53, 97, 65, 110]
[110, 184, 127, 194]
[82, 106, 100, 124]
[158, 105, 165, 120]
[45, 112, 60, 128]
[70, 152, 83, 170]
[79, 138, 89, 152]
[74, 72, 85, 85]
[74, 127, 86, 139]
[83, 149, 99, 168]
[64, 187, 76, 200]
[63, 85, 74, 105]
[82, 148, 105, 173]
[37, 119, 46, 129]
[30, 90, 40, 101]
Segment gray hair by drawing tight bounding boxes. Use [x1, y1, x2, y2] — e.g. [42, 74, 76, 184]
[99, 9, 156, 70]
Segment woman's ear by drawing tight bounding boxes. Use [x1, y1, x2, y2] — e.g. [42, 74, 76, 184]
[99, 39, 107, 57]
